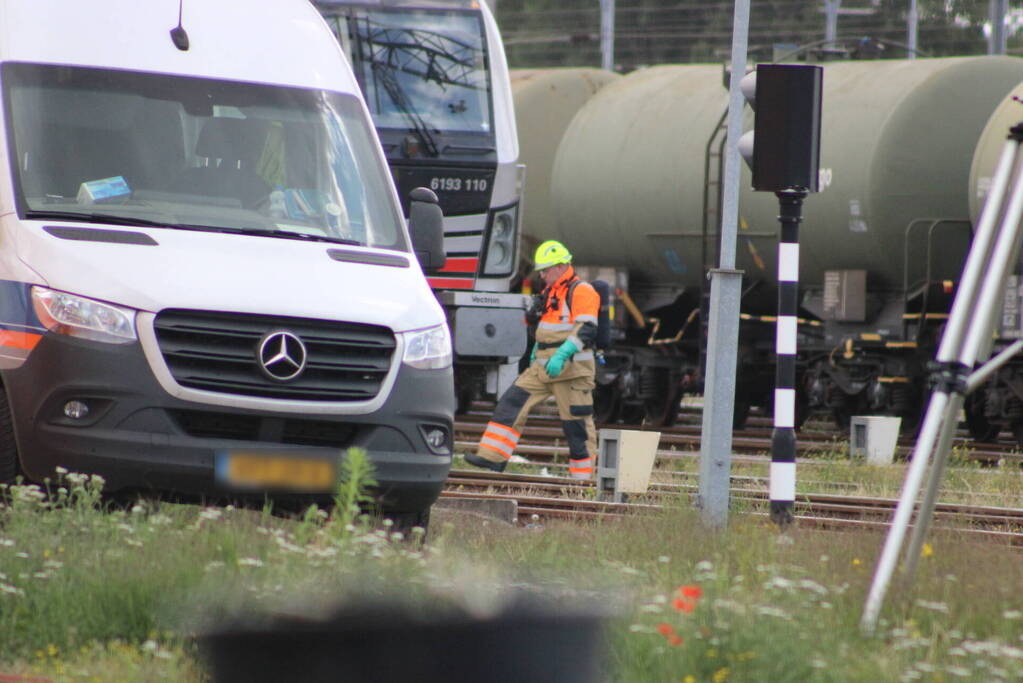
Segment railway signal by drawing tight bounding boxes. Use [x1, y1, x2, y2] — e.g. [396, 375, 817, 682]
[739, 63, 823, 527]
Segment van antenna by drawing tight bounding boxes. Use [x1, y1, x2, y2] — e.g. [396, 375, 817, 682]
[170, 0, 190, 51]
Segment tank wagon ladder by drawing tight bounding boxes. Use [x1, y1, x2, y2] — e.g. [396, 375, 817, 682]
[699, 108, 729, 379]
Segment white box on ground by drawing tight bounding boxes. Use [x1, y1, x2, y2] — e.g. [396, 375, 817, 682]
[849, 416, 901, 465]
[597, 428, 661, 494]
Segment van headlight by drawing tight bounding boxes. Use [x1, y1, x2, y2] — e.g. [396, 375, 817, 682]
[31, 287, 137, 344]
[481, 204, 518, 277]
[401, 323, 452, 370]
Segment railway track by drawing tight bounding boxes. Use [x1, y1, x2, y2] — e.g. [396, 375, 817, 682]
[455, 407, 1023, 466]
[441, 469, 1023, 545]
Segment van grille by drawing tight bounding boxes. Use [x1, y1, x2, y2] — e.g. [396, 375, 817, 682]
[153, 310, 396, 401]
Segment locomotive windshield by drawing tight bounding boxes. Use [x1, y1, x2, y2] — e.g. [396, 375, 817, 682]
[337, 8, 494, 148]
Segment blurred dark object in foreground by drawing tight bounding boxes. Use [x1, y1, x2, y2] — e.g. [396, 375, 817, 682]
[200, 600, 606, 683]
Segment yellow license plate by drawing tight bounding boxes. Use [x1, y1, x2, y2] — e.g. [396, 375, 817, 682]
[217, 451, 338, 492]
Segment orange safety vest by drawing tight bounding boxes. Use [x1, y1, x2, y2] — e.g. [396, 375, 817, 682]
[536, 267, 599, 347]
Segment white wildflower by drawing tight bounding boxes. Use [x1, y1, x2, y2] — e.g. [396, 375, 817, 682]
[42, 560, 63, 570]
[811, 658, 827, 669]
[0, 538, 14, 547]
[15, 552, 28, 559]
[797, 579, 828, 595]
[1003, 610, 1022, 620]
[0, 582, 23, 596]
[945, 666, 971, 678]
[55, 466, 68, 475]
[657, 556, 670, 563]
[199, 508, 223, 521]
[712, 599, 747, 615]
[764, 576, 794, 591]
[204, 561, 225, 572]
[131, 505, 145, 515]
[914, 600, 949, 613]
[753, 605, 791, 619]
[238, 557, 265, 568]
[628, 624, 655, 633]
[117, 523, 134, 533]
[89, 474, 105, 487]
[639, 604, 663, 613]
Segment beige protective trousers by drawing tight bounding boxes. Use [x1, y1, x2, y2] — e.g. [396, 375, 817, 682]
[475, 357, 597, 479]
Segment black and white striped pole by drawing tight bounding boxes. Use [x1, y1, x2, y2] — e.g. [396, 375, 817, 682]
[770, 189, 806, 525]
[739, 64, 822, 528]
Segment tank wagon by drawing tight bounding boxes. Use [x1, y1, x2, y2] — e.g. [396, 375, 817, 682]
[510, 68, 620, 252]
[962, 80, 1023, 442]
[516, 56, 1023, 430]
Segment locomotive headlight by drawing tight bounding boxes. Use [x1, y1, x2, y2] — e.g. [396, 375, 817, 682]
[401, 323, 452, 370]
[482, 205, 518, 277]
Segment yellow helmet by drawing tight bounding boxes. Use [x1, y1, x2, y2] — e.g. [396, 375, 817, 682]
[533, 240, 572, 271]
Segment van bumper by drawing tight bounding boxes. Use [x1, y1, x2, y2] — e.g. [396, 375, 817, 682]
[4, 334, 454, 512]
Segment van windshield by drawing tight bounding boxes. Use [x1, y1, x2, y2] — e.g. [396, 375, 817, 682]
[3, 63, 407, 250]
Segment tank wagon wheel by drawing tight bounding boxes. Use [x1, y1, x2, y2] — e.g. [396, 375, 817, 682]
[0, 389, 19, 484]
[832, 403, 860, 432]
[593, 384, 622, 425]
[643, 384, 684, 427]
[964, 393, 1000, 443]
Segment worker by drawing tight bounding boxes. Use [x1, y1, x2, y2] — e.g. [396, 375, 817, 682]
[464, 240, 600, 479]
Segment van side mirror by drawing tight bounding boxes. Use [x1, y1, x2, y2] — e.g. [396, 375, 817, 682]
[408, 187, 446, 270]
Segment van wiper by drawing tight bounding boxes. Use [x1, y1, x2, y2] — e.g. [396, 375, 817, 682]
[227, 227, 361, 245]
[25, 210, 184, 230]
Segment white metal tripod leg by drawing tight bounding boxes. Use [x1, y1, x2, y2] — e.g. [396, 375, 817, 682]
[860, 135, 1023, 633]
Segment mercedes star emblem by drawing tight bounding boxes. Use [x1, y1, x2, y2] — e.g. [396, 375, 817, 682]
[257, 331, 307, 382]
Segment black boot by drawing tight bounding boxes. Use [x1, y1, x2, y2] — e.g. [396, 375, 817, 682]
[463, 452, 507, 473]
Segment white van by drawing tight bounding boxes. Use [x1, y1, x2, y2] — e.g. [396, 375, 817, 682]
[0, 0, 454, 526]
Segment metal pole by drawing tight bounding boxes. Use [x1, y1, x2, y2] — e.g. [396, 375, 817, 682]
[600, 0, 615, 71]
[907, 0, 918, 59]
[824, 0, 840, 46]
[697, 0, 750, 527]
[770, 189, 806, 527]
[990, 0, 1008, 55]
[861, 132, 1023, 633]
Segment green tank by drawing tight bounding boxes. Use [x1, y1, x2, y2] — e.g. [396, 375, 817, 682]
[969, 79, 1023, 223]
[548, 57, 1023, 313]
[510, 68, 620, 248]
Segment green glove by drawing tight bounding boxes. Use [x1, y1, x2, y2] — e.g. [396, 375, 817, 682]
[545, 338, 580, 378]
[530, 342, 538, 363]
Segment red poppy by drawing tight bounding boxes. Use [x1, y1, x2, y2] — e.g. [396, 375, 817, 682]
[656, 622, 674, 636]
[668, 634, 684, 646]
[673, 598, 696, 613]
[678, 585, 703, 600]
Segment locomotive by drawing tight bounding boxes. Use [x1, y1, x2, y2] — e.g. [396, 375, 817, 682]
[511, 57, 1023, 439]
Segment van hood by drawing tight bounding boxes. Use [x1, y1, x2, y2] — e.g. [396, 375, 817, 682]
[12, 220, 444, 332]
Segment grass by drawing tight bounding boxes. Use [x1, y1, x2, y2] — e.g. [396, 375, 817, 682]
[2, 454, 1023, 682]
